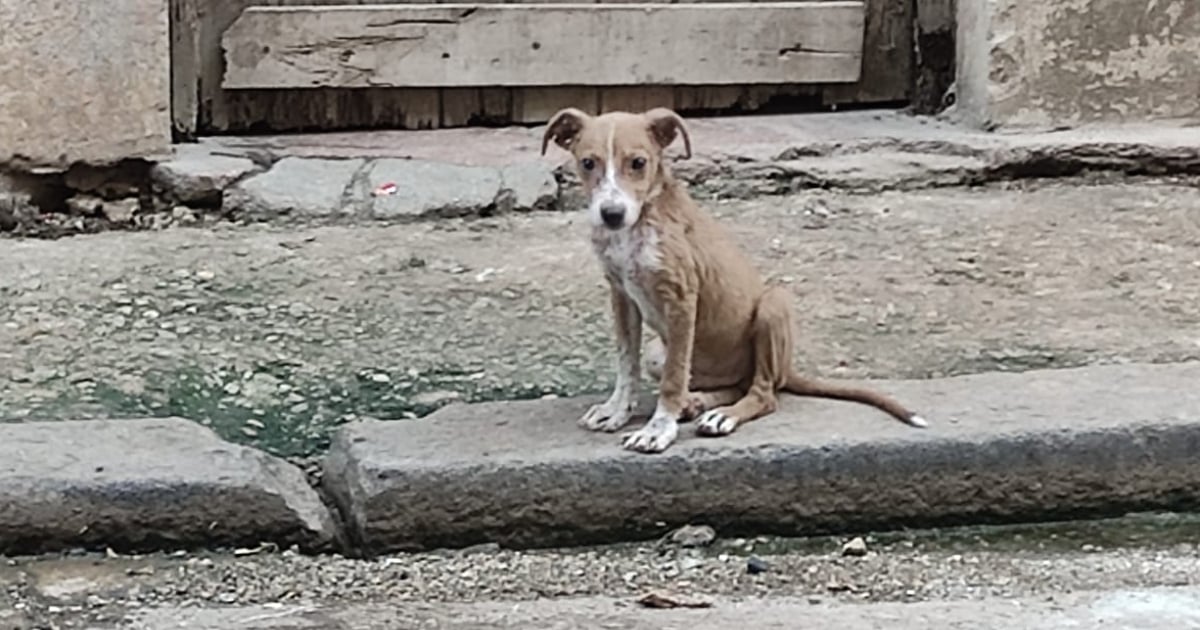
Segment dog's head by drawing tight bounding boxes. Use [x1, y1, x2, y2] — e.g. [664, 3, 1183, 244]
[541, 108, 692, 231]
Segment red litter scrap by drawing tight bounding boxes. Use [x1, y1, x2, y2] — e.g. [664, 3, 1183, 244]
[373, 182, 398, 197]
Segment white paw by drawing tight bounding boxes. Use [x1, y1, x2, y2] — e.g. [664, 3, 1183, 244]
[579, 400, 634, 432]
[696, 409, 739, 436]
[908, 414, 930, 428]
[621, 415, 679, 453]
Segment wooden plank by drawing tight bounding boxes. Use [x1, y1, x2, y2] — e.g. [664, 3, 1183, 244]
[182, 0, 447, 132]
[823, 0, 913, 105]
[202, 87, 447, 132]
[398, 88, 442, 129]
[441, 88, 482, 127]
[170, 0, 203, 137]
[222, 2, 866, 89]
[912, 0, 955, 113]
[508, 0, 599, 125]
[512, 88, 599, 124]
[600, 87, 676, 113]
[479, 87, 513, 123]
[674, 86, 744, 113]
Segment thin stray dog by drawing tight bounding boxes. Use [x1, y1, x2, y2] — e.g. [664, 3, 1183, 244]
[541, 107, 928, 454]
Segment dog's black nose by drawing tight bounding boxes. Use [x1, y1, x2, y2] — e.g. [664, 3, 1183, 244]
[600, 203, 625, 228]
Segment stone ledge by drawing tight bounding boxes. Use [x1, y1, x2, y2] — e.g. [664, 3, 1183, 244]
[0, 419, 338, 555]
[323, 361, 1200, 553]
[149, 112, 1200, 226]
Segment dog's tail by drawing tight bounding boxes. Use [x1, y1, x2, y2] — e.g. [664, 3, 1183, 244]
[782, 371, 928, 428]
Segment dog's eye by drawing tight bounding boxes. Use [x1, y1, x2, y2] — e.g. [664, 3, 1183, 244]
[631, 157, 647, 171]
[581, 158, 596, 171]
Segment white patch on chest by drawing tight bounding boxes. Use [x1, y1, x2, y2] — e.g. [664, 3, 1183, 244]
[592, 227, 666, 335]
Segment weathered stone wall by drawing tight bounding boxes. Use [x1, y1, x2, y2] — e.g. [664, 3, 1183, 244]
[956, 0, 1200, 129]
[0, 0, 171, 169]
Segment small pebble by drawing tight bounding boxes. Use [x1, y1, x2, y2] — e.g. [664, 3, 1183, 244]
[747, 556, 769, 575]
[668, 524, 717, 548]
[842, 537, 869, 557]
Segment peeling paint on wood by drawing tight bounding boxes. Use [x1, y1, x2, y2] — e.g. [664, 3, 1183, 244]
[221, 2, 865, 89]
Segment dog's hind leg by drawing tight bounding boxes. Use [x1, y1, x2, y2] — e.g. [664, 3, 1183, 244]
[695, 287, 792, 437]
[644, 336, 743, 420]
[684, 388, 744, 420]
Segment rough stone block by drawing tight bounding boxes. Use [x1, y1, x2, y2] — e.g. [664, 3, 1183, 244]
[0, 419, 338, 554]
[324, 362, 1200, 553]
[0, 0, 171, 168]
[956, 0, 1200, 129]
[223, 157, 364, 220]
[499, 162, 559, 212]
[152, 144, 264, 206]
[360, 159, 502, 219]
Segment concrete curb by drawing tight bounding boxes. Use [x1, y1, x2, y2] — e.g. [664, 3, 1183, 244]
[149, 112, 1200, 224]
[322, 361, 1200, 554]
[3, 362, 1200, 556]
[0, 418, 339, 555]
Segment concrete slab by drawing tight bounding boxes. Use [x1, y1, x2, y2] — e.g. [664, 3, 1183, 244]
[186, 111, 1200, 225]
[356, 159, 504, 220]
[223, 157, 364, 220]
[498, 161, 559, 212]
[324, 361, 1200, 553]
[151, 143, 264, 207]
[122, 587, 1200, 629]
[0, 419, 337, 554]
[207, 110, 1200, 164]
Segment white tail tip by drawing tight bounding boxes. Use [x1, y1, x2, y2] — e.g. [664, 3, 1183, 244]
[907, 414, 929, 428]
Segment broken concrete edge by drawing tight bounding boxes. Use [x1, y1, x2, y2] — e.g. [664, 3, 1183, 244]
[319, 361, 1200, 555]
[0, 157, 206, 238]
[6, 115, 1200, 235]
[212, 134, 1200, 226]
[0, 418, 341, 557]
[219, 156, 560, 224]
[680, 136, 1200, 197]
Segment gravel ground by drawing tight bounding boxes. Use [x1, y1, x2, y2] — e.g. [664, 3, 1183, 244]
[3, 177, 1200, 457]
[5, 513, 1200, 627]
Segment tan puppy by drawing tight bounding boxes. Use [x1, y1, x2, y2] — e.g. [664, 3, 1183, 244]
[542, 107, 928, 454]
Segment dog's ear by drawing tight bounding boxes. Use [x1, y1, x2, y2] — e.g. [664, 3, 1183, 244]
[644, 108, 692, 160]
[542, 108, 590, 155]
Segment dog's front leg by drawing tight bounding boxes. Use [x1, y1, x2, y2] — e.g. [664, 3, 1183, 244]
[579, 283, 642, 432]
[622, 288, 696, 454]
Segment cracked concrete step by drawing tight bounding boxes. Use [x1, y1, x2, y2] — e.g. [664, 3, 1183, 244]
[152, 111, 1200, 224]
[219, 156, 558, 222]
[149, 143, 264, 207]
[0, 419, 338, 555]
[323, 361, 1200, 553]
[122, 587, 1200, 629]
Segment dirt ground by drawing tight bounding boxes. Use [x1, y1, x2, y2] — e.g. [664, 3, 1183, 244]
[4, 514, 1200, 628]
[2, 177, 1199, 456]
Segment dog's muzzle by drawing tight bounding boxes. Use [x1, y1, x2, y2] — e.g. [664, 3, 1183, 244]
[599, 203, 625, 229]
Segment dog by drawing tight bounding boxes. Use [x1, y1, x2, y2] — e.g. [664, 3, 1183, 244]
[541, 107, 928, 454]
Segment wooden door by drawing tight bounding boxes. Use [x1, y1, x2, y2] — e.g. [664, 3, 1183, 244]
[170, 0, 913, 135]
